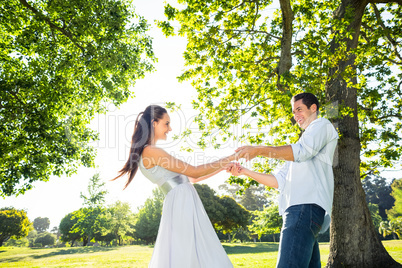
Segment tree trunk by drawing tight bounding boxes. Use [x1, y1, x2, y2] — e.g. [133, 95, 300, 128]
[326, 0, 401, 267]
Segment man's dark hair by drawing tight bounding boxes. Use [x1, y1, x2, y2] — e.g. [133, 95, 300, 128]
[292, 92, 320, 112]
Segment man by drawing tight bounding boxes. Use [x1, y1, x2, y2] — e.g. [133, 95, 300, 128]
[231, 92, 338, 267]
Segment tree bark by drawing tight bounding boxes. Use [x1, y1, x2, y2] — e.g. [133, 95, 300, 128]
[278, 0, 293, 75]
[83, 237, 88, 247]
[326, 0, 401, 267]
[277, 0, 294, 92]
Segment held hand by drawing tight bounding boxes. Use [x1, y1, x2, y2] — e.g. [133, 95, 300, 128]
[235, 146, 258, 161]
[226, 162, 244, 176]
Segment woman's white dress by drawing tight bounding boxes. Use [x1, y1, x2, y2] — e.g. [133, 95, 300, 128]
[139, 156, 233, 268]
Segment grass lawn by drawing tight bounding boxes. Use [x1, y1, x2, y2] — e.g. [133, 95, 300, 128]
[0, 240, 401, 267]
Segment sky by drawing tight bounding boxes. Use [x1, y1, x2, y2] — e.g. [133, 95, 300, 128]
[1, 0, 245, 229]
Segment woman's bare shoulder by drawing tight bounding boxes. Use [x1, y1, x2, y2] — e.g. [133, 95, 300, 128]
[142, 145, 165, 157]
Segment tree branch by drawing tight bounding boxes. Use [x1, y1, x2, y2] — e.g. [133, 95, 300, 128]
[276, 0, 294, 92]
[224, 96, 270, 114]
[376, 113, 402, 120]
[254, 56, 281, 64]
[359, 104, 372, 112]
[369, 0, 402, 4]
[361, 22, 401, 65]
[19, 0, 85, 52]
[386, 58, 402, 65]
[223, 0, 248, 13]
[223, 73, 276, 113]
[278, 0, 293, 75]
[250, 1, 259, 32]
[371, 3, 402, 62]
[226, 29, 281, 40]
[360, 169, 377, 179]
[361, 23, 373, 44]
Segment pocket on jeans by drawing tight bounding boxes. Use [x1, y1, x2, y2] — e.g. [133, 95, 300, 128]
[310, 205, 325, 237]
[310, 220, 322, 237]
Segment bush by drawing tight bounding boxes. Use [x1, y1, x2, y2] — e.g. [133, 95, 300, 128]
[27, 229, 38, 247]
[55, 242, 67, 248]
[4, 237, 29, 247]
[34, 232, 56, 247]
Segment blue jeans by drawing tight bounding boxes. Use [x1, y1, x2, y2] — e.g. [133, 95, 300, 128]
[276, 204, 325, 268]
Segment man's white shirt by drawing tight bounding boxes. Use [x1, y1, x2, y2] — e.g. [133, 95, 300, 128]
[275, 117, 338, 233]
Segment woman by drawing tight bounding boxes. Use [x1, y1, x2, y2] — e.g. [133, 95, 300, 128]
[114, 105, 235, 268]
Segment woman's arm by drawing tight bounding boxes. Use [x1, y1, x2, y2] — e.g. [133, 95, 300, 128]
[142, 146, 237, 179]
[227, 163, 279, 189]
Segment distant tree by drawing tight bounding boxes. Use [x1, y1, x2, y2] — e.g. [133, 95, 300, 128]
[34, 232, 56, 247]
[362, 176, 395, 219]
[33, 217, 50, 233]
[59, 174, 110, 246]
[215, 196, 250, 242]
[368, 203, 383, 233]
[134, 188, 164, 244]
[93, 232, 115, 247]
[0, 0, 155, 197]
[387, 179, 402, 220]
[107, 201, 135, 246]
[218, 183, 243, 201]
[231, 226, 251, 243]
[194, 184, 225, 224]
[4, 237, 29, 247]
[80, 173, 108, 208]
[0, 207, 31, 246]
[59, 212, 81, 247]
[379, 218, 402, 240]
[27, 228, 38, 247]
[219, 183, 269, 211]
[50, 226, 60, 239]
[195, 184, 251, 241]
[72, 207, 109, 246]
[249, 205, 282, 242]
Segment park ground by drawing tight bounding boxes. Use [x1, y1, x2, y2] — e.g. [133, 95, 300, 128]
[0, 240, 401, 267]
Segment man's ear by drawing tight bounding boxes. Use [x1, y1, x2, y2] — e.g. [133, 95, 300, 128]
[311, 103, 317, 113]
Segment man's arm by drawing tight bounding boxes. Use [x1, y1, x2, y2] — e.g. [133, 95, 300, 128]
[235, 145, 294, 161]
[226, 162, 279, 189]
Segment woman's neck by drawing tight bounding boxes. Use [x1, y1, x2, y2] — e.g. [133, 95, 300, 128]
[150, 138, 157, 145]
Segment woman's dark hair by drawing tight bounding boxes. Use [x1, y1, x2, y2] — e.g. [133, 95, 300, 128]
[113, 105, 167, 189]
[291, 92, 320, 113]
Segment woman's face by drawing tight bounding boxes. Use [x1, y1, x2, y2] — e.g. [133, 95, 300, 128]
[153, 113, 172, 141]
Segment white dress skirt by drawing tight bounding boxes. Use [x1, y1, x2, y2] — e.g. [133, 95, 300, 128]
[139, 157, 233, 268]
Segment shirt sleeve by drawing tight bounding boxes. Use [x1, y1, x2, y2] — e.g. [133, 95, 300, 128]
[274, 162, 290, 192]
[291, 119, 338, 163]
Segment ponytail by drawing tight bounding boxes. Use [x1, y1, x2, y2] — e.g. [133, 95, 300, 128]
[112, 105, 167, 189]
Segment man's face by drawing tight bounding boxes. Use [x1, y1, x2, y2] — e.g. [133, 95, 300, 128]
[292, 99, 317, 129]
